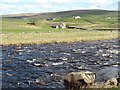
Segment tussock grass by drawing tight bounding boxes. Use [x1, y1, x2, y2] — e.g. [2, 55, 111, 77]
[2, 12, 118, 45]
[2, 30, 118, 45]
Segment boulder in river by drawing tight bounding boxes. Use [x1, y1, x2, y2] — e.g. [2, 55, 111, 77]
[35, 79, 45, 85]
[64, 71, 96, 89]
[104, 78, 118, 88]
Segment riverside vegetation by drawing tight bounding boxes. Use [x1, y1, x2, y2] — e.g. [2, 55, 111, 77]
[2, 10, 118, 45]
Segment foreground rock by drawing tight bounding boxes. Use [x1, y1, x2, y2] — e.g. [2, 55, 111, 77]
[104, 78, 118, 88]
[64, 71, 119, 89]
[64, 71, 96, 89]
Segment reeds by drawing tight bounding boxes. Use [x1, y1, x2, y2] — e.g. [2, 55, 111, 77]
[1, 30, 118, 45]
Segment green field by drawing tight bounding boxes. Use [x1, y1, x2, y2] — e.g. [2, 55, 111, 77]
[1, 10, 119, 45]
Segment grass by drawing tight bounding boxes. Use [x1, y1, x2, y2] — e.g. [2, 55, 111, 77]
[2, 30, 118, 45]
[1, 11, 118, 45]
[53, 12, 118, 29]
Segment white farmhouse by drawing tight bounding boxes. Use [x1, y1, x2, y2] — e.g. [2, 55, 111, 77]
[73, 16, 81, 19]
[50, 22, 66, 29]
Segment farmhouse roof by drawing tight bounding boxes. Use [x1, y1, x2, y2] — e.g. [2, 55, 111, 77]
[50, 22, 65, 27]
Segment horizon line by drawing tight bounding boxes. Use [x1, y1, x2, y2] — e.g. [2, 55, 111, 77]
[1, 9, 118, 16]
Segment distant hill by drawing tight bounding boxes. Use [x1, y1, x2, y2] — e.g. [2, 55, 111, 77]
[2, 13, 39, 18]
[2, 9, 117, 19]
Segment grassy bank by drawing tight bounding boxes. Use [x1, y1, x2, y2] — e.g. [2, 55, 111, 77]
[1, 11, 118, 45]
[2, 30, 118, 45]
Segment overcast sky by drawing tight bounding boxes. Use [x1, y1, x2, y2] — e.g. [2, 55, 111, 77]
[0, 0, 119, 15]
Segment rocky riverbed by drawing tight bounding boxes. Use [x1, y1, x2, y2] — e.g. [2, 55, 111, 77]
[2, 39, 119, 89]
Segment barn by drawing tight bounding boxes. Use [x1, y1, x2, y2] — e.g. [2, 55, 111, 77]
[73, 16, 81, 19]
[50, 22, 66, 29]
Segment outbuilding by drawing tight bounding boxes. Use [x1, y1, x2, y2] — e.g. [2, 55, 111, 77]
[73, 16, 81, 19]
[50, 22, 66, 29]
[46, 18, 56, 21]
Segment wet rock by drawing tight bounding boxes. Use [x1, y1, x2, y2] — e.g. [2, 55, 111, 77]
[6, 73, 15, 76]
[59, 57, 68, 61]
[111, 62, 119, 67]
[63, 52, 70, 56]
[50, 74, 62, 82]
[77, 65, 88, 70]
[117, 77, 120, 86]
[33, 63, 45, 67]
[64, 71, 96, 89]
[92, 82, 105, 88]
[102, 53, 112, 58]
[52, 62, 64, 66]
[27, 59, 36, 63]
[105, 78, 118, 87]
[81, 51, 86, 54]
[96, 61, 102, 65]
[35, 79, 45, 85]
[107, 50, 118, 54]
[103, 62, 109, 66]
[17, 82, 29, 88]
[72, 49, 82, 53]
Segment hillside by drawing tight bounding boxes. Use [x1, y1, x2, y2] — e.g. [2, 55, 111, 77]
[2, 9, 118, 45]
[2, 9, 117, 19]
[2, 9, 118, 33]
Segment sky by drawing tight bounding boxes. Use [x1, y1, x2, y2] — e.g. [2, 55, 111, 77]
[0, 0, 119, 15]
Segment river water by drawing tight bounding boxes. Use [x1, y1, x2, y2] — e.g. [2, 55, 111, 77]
[2, 39, 119, 89]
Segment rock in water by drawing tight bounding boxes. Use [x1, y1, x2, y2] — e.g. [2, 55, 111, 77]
[36, 81, 45, 85]
[64, 71, 96, 89]
[35, 79, 45, 85]
[105, 78, 118, 88]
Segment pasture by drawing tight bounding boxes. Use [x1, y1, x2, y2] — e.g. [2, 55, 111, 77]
[1, 10, 118, 45]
